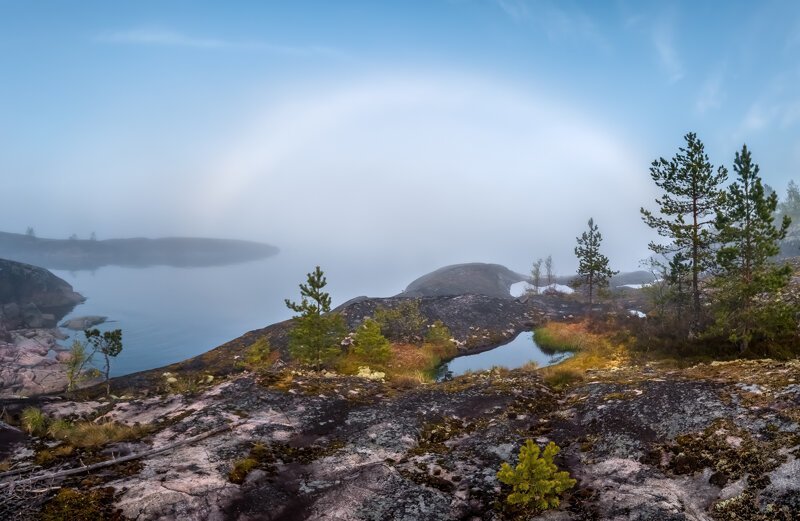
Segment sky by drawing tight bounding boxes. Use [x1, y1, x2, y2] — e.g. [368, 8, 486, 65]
[1, 0, 800, 286]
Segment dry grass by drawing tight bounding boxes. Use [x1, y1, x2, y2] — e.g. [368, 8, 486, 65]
[65, 421, 150, 448]
[383, 342, 458, 383]
[534, 322, 592, 352]
[537, 320, 629, 389]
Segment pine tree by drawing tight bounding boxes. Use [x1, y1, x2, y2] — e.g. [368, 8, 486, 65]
[285, 266, 345, 369]
[713, 145, 793, 353]
[779, 180, 800, 220]
[497, 440, 576, 512]
[574, 218, 616, 306]
[352, 318, 391, 364]
[84, 328, 123, 397]
[640, 132, 728, 334]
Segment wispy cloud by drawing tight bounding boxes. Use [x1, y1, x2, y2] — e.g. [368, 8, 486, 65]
[652, 20, 683, 83]
[494, 0, 528, 21]
[492, 0, 610, 52]
[695, 69, 725, 114]
[96, 27, 346, 58]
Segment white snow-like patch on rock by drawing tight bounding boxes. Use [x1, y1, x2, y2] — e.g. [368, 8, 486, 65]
[510, 282, 574, 297]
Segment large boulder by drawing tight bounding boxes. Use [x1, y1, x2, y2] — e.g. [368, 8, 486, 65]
[0, 258, 84, 329]
[400, 263, 526, 299]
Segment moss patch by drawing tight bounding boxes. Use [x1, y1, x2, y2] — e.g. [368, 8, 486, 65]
[41, 487, 123, 521]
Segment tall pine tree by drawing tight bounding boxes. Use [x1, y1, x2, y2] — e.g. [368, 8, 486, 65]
[285, 266, 346, 369]
[640, 132, 727, 334]
[713, 145, 793, 352]
[574, 218, 616, 306]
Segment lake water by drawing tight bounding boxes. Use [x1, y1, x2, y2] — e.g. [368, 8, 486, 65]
[50, 253, 559, 378]
[437, 331, 571, 380]
[50, 251, 425, 376]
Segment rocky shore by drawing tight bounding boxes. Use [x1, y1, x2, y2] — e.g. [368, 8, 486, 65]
[0, 259, 86, 397]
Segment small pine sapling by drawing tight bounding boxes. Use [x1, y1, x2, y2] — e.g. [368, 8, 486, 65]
[352, 318, 391, 364]
[497, 439, 576, 512]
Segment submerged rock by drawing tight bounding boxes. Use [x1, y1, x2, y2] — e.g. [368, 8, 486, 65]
[59, 315, 107, 330]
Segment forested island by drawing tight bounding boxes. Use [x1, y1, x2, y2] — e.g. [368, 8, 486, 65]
[0, 232, 279, 271]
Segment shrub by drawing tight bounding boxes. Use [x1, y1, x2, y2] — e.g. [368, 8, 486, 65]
[352, 318, 391, 364]
[497, 440, 576, 511]
[374, 300, 427, 343]
[64, 339, 95, 392]
[21, 407, 47, 436]
[242, 337, 274, 371]
[425, 320, 454, 348]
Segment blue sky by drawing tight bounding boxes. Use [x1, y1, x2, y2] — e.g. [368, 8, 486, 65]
[1, 0, 799, 276]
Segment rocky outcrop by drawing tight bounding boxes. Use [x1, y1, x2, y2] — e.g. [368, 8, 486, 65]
[401, 263, 527, 299]
[0, 259, 86, 397]
[0, 258, 84, 330]
[0, 329, 77, 397]
[105, 293, 589, 394]
[2, 359, 798, 519]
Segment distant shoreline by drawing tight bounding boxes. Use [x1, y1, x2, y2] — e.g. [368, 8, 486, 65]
[0, 231, 279, 271]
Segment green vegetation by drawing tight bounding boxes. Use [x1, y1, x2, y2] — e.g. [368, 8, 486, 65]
[497, 439, 576, 512]
[17, 407, 149, 468]
[41, 487, 121, 521]
[21, 406, 47, 436]
[637, 133, 799, 356]
[374, 300, 426, 343]
[84, 328, 123, 396]
[534, 325, 584, 353]
[64, 339, 101, 392]
[574, 217, 617, 306]
[241, 337, 275, 371]
[425, 320, 453, 348]
[285, 266, 346, 369]
[351, 317, 391, 364]
[711, 145, 794, 353]
[641, 132, 728, 335]
[542, 368, 584, 390]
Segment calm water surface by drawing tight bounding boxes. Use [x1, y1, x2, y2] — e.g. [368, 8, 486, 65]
[437, 332, 571, 380]
[52, 255, 559, 378]
[52, 254, 344, 376]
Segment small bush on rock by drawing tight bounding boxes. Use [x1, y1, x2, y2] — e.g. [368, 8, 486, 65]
[497, 440, 576, 512]
[241, 337, 274, 371]
[352, 318, 391, 364]
[21, 407, 47, 436]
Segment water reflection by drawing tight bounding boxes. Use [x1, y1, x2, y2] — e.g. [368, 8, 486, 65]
[437, 331, 571, 380]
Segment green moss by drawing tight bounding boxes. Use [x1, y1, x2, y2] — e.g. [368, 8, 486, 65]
[229, 457, 260, 484]
[228, 439, 345, 484]
[41, 487, 123, 521]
